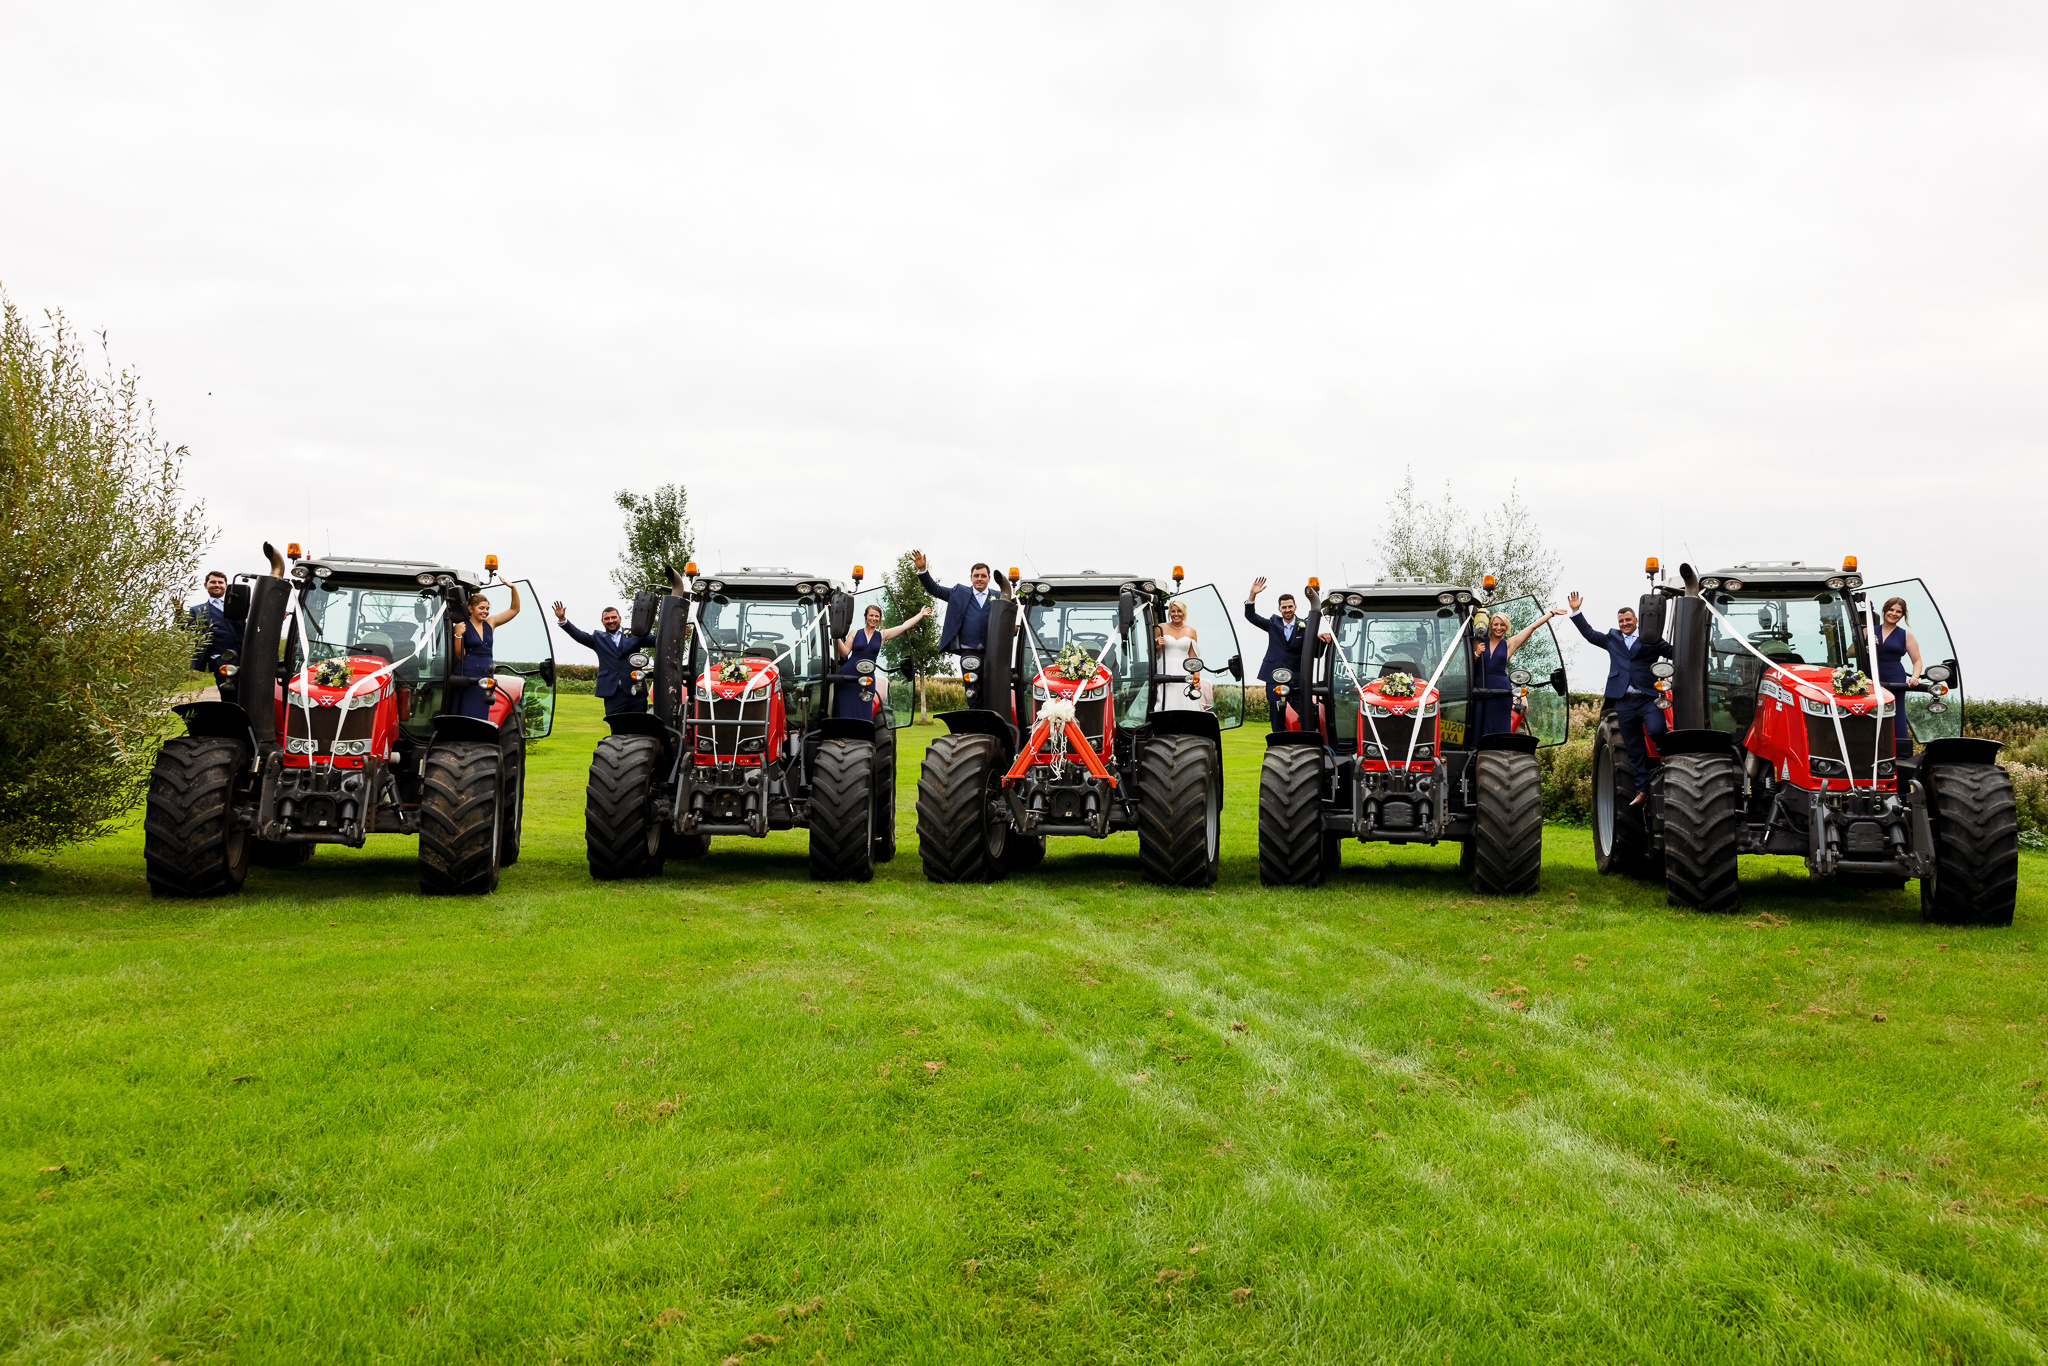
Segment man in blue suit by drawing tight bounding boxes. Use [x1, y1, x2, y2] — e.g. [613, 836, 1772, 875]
[554, 600, 652, 716]
[184, 570, 242, 694]
[1243, 577, 1307, 731]
[1567, 590, 1674, 802]
[913, 551, 998, 706]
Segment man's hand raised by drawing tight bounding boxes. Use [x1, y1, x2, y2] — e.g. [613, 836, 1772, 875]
[1248, 576, 1267, 600]
[912, 550, 928, 573]
[552, 600, 567, 622]
[1568, 592, 1583, 613]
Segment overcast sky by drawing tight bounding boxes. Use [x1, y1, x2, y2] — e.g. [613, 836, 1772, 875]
[5, 3, 2044, 695]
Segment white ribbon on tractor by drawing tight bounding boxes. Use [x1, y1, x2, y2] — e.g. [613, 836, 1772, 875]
[1694, 595, 1874, 792]
[708, 602, 826, 767]
[1316, 607, 1467, 767]
[287, 590, 449, 756]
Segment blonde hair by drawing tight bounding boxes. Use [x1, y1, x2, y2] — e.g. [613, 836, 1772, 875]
[1166, 600, 1187, 621]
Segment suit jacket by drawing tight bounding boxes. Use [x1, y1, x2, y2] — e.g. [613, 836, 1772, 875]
[918, 571, 996, 654]
[1569, 612, 1673, 700]
[187, 599, 242, 672]
[561, 621, 652, 698]
[1242, 602, 1306, 686]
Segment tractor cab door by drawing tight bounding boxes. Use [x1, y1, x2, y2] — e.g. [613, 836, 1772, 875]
[850, 585, 914, 730]
[1488, 595, 1570, 746]
[1859, 579, 1963, 743]
[1165, 584, 1246, 730]
[480, 580, 556, 739]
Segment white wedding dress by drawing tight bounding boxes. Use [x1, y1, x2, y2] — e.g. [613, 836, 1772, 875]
[1157, 631, 1208, 712]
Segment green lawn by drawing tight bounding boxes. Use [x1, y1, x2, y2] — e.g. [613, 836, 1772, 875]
[4, 696, 2046, 1364]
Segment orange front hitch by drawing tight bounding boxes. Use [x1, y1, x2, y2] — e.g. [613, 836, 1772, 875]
[1003, 719, 1118, 788]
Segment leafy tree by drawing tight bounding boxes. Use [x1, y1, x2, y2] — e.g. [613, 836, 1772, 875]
[1378, 469, 1560, 605]
[610, 484, 695, 599]
[879, 552, 942, 720]
[0, 291, 211, 855]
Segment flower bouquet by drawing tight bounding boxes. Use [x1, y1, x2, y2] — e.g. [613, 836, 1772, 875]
[311, 658, 353, 690]
[1378, 670, 1418, 698]
[714, 656, 751, 685]
[1831, 666, 1873, 697]
[1051, 641, 1099, 682]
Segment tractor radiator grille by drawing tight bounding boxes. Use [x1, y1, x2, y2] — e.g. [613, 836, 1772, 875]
[1360, 713, 1425, 760]
[697, 696, 771, 755]
[1806, 713, 1892, 778]
[284, 704, 375, 756]
[1070, 696, 1107, 747]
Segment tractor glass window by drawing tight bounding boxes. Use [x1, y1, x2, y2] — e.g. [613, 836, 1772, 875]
[1325, 607, 1470, 744]
[699, 595, 828, 681]
[1486, 596, 1569, 747]
[1164, 584, 1245, 730]
[292, 581, 448, 681]
[1858, 579, 1962, 742]
[481, 580, 555, 740]
[1022, 599, 1152, 728]
[1704, 590, 1858, 736]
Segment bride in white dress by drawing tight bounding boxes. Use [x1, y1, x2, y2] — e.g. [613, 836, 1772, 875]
[1155, 600, 1210, 712]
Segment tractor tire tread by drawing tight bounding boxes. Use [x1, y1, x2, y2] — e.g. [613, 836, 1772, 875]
[143, 736, 251, 898]
[419, 740, 501, 895]
[1258, 745, 1325, 887]
[1470, 750, 1543, 895]
[808, 739, 876, 883]
[1138, 734, 1220, 887]
[1661, 752, 1743, 914]
[585, 735, 666, 880]
[1922, 763, 2020, 927]
[916, 733, 1006, 883]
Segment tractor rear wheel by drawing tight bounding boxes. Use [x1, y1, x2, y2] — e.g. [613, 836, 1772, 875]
[1661, 752, 1743, 914]
[1258, 745, 1325, 887]
[143, 737, 253, 898]
[809, 739, 877, 883]
[1138, 734, 1220, 887]
[1592, 713, 1656, 878]
[498, 726, 526, 867]
[1920, 763, 2019, 927]
[419, 740, 502, 895]
[251, 839, 314, 868]
[585, 735, 666, 880]
[1469, 750, 1543, 895]
[872, 728, 898, 864]
[916, 733, 1009, 883]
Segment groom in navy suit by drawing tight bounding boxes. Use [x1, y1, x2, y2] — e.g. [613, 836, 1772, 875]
[554, 600, 652, 716]
[1567, 591, 1674, 802]
[1243, 578, 1307, 731]
[913, 551, 998, 707]
[184, 570, 242, 693]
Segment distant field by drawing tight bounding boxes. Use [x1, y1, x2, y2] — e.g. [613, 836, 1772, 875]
[3, 695, 2045, 1364]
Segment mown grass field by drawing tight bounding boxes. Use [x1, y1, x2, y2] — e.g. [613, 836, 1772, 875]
[4, 695, 2046, 1364]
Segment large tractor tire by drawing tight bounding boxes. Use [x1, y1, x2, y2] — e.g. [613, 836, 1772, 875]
[872, 728, 898, 864]
[1591, 713, 1657, 878]
[808, 739, 877, 883]
[585, 735, 667, 880]
[419, 740, 502, 895]
[498, 726, 526, 868]
[1258, 745, 1325, 887]
[1661, 752, 1743, 914]
[916, 733, 1009, 883]
[250, 839, 314, 868]
[1138, 734, 1221, 887]
[143, 737, 253, 898]
[1920, 763, 2020, 927]
[1469, 750, 1543, 895]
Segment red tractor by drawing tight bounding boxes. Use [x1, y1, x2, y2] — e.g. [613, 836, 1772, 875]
[144, 543, 555, 896]
[1257, 577, 1569, 891]
[915, 569, 1244, 886]
[582, 564, 910, 882]
[1594, 559, 2016, 924]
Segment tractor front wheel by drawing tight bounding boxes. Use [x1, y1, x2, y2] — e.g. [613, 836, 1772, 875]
[585, 735, 667, 880]
[1920, 763, 2019, 927]
[1592, 713, 1656, 878]
[1469, 750, 1543, 895]
[1258, 745, 1325, 887]
[809, 739, 877, 883]
[143, 737, 253, 898]
[916, 733, 1009, 883]
[1661, 752, 1742, 914]
[1138, 734, 1220, 887]
[419, 739, 502, 895]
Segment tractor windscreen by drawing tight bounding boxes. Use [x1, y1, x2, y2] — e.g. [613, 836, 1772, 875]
[1702, 589, 1860, 735]
[1023, 599, 1153, 728]
[1325, 607, 1471, 744]
[291, 581, 448, 680]
[697, 595, 828, 681]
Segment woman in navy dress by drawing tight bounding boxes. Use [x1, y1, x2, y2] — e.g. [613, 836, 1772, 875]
[834, 602, 929, 720]
[1471, 605, 1563, 739]
[1873, 595, 1922, 752]
[451, 580, 522, 721]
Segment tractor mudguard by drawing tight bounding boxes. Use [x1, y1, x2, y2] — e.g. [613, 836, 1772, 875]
[1264, 731, 1325, 750]
[430, 714, 502, 745]
[817, 717, 879, 744]
[1919, 736, 2003, 768]
[174, 700, 257, 748]
[1475, 732, 1539, 755]
[1655, 728, 1739, 758]
[937, 709, 1016, 756]
[603, 711, 670, 740]
[1150, 711, 1221, 745]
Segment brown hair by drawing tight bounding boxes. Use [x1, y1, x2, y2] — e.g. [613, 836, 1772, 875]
[971, 562, 992, 576]
[467, 592, 490, 609]
[865, 603, 883, 624]
[1882, 596, 1909, 623]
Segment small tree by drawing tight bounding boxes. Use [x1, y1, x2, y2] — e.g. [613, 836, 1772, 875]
[1378, 469, 1560, 605]
[610, 483, 695, 599]
[0, 291, 211, 855]
[879, 552, 942, 721]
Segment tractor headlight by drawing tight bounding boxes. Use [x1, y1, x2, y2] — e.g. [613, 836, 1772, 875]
[1845, 576, 1863, 588]
[696, 735, 713, 752]
[1078, 681, 1107, 700]
[628, 652, 652, 669]
[1365, 704, 1392, 718]
[1723, 578, 1744, 590]
[1033, 685, 1053, 702]
[1419, 699, 1438, 717]
[738, 737, 765, 754]
[1826, 576, 1845, 589]
[1437, 593, 1454, 605]
[1455, 591, 1472, 603]
[313, 566, 332, 579]
[1700, 577, 1722, 589]
[1799, 695, 1837, 717]
[1876, 759, 1895, 777]
[344, 690, 383, 710]
[696, 684, 712, 700]
[435, 573, 454, 587]
[960, 655, 982, 673]
[416, 572, 436, 586]
[1271, 668, 1293, 685]
[1360, 741, 1382, 757]
[1345, 594, 1363, 606]
[290, 564, 310, 580]
[218, 664, 239, 677]
[707, 580, 725, 593]
[1878, 700, 1895, 717]
[1809, 756, 1847, 777]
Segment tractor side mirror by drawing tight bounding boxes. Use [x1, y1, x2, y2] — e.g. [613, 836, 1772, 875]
[1924, 664, 1951, 685]
[631, 589, 660, 637]
[1549, 667, 1568, 697]
[1227, 654, 1244, 681]
[440, 584, 467, 614]
[223, 582, 251, 622]
[828, 591, 855, 639]
[1183, 656, 1204, 674]
[540, 660, 556, 687]
[1117, 590, 1136, 635]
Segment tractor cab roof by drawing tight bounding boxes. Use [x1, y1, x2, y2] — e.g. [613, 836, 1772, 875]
[1698, 562, 1858, 592]
[694, 568, 843, 595]
[1325, 580, 1488, 610]
[1015, 571, 1160, 603]
[292, 555, 476, 588]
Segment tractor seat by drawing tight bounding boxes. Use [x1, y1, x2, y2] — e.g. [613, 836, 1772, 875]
[744, 647, 778, 660]
[350, 640, 396, 662]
